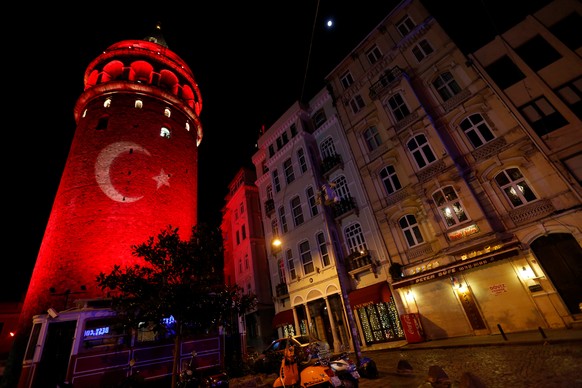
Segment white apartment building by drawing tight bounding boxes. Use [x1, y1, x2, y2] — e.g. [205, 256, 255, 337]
[252, 88, 405, 353]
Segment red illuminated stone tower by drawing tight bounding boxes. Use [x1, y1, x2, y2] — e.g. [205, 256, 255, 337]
[20, 25, 203, 325]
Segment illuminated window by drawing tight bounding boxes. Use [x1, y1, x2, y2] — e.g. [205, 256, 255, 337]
[160, 127, 171, 138]
[82, 109, 88, 118]
[432, 186, 469, 228]
[399, 214, 424, 247]
[495, 168, 538, 208]
[135, 100, 143, 109]
[104, 98, 111, 108]
[185, 122, 190, 131]
[164, 108, 171, 117]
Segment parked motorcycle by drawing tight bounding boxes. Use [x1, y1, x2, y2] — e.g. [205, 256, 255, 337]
[329, 352, 359, 388]
[273, 337, 341, 388]
[179, 351, 229, 388]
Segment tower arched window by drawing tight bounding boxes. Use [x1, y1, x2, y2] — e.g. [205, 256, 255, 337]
[160, 127, 171, 139]
[164, 108, 171, 118]
[103, 98, 112, 108]
[135, 100, 143, 109]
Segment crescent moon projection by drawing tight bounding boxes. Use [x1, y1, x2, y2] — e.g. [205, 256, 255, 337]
[95, 141, 151, 203]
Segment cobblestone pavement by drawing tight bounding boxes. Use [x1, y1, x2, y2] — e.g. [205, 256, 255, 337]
[357, 342, 582, 388]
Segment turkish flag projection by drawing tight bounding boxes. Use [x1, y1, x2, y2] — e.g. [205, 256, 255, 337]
[20, 39, 202, 326]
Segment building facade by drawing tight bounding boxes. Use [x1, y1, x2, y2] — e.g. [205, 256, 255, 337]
[324, 0, 581, 340]
[251, 88, 405, 353]
[221, 167, 275, 353]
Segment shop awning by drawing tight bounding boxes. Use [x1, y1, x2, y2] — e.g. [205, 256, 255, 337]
[348, 282, 391, 309]
[272, 309, 294, 328]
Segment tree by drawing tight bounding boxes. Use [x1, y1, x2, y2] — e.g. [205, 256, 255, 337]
[96, 224, 257, 388]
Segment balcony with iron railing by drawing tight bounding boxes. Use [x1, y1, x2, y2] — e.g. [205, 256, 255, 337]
[331, 196, 357, 219]
[345, 250, 378, 279]
[320, 153, 343, 176]
[275, 282, 289, 298]
[264, 198, 275, 216]
[369, 67, 403, 100]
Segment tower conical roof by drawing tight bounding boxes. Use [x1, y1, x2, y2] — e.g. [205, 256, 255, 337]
[143, 22, 168, 48]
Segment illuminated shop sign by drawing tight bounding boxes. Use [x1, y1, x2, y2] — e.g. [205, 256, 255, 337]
[447, 224, 479, 241]
[392, 249, 519, 288]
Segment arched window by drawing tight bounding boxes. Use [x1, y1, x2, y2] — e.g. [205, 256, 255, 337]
[407, 134, 436, 169]
[380, 165, 402, 195]
[364, 126, 382, 151]
[320, 137, 337, 159]
[495, 168, 537, 207]
[432, 186, 469, 227]
[433, 71, 461, 101]
[460, 113, 494, 148]
[399, 214, 424, 247]
[344, 223, 367, 253]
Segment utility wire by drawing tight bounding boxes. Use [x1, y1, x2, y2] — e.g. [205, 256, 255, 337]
[300, 0, 321, 104]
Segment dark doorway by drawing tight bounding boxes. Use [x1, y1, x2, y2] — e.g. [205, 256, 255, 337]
[32, 320, 77, 388]
[531, 233, 582, 315]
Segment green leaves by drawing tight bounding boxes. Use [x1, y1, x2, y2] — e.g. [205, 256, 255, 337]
[96, 223, 257, 334]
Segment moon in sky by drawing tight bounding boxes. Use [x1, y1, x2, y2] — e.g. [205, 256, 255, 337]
[95, 141, 151, 203]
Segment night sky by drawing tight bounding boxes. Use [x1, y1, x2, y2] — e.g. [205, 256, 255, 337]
[4, 0, 550, 302]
